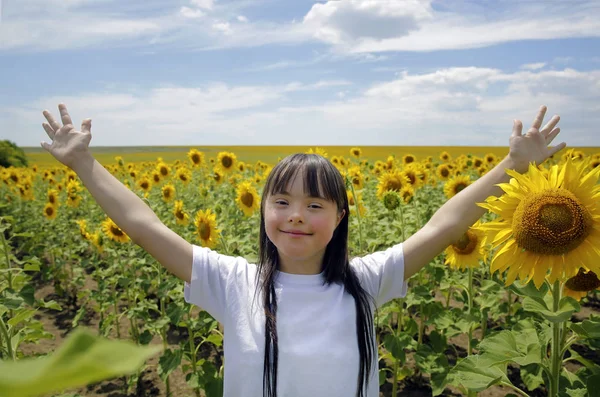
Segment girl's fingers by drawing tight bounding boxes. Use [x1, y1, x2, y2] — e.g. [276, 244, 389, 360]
[548, 142, 567, 157]
[81, 118, 92, 134]
[43, 110, 61, 131]
[42, 123, 55, 140]
[546, 127, 560, 144]
[511, 119, 523, 137]
[59, 104, 73, 127]
[531, 105, 547, 131]
[541, 115, 560, 136]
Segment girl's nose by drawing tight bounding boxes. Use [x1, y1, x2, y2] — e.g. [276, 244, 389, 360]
[288, 208, 303, 223]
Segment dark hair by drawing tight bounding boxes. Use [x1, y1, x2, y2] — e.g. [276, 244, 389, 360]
[253, 153, 377, 397]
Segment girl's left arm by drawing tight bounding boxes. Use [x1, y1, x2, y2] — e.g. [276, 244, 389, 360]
[402, 106, 567, 280]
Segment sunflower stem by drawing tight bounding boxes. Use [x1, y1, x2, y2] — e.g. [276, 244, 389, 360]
[467, 266, 474, 356]
[349, 182, 364, 253]
[549, 279, 563, 397]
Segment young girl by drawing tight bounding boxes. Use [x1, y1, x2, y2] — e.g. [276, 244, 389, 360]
[41, 104, 565, 397]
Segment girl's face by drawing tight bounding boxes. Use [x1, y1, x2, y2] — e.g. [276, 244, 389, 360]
[264, 173, 345, 274]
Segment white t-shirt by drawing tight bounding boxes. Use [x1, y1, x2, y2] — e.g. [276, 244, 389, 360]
[184, 243, 408, 397]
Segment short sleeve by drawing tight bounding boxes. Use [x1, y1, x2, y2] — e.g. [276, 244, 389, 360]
[350, 243, 408, 307]
[184, 244, 249, 323]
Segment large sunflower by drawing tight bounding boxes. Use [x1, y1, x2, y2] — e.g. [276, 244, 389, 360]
[43, 203, 57, 220]
[478, 158, 600, 288]
[376, 169, 410, 199]
[188, 149, 205, 167]
[101, 218, 130, 243]
[173, 200, 190, 226]
[444, 222, 486, 270]
[194, 209, 220, 248]
[236, 181, 260, 217]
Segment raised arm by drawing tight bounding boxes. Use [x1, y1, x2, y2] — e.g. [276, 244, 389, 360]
[42, 104, 192, 283]
[402, 106, 567, 280]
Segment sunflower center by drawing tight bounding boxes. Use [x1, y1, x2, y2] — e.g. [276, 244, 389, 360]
[513, 189, 592, 255]
[111, 225, 124, 237]
[191, 154, 201, 164]
[454, 183, 468, 194]
[241, 192, 254, 208]
[441, 168, 449, 178]
[565, 269, 600, 292]
[385, 179, 403, 191]
[199, 222, 211, 240]
[45, 206, 54, 216]
[221, 156, 233, 168]
[452, 230, 477, 255]
[176, 210, 185, 220]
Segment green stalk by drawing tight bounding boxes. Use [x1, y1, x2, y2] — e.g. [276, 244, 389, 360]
[187, 319, 201, 397]
[391, 300, 404, 397]
[467, 266, 474, 356]
[0, 316, 14, 360]
[549, 280, 563, 397]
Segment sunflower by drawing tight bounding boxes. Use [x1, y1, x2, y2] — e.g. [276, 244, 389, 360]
[444, 175, 472, 199]
[66, 180, 82, 208]
[173, 200, 190, 225]
[236, 181, 260, 217]
[194, 209, 220, 248]
[472, 156, 484, 169]
[436, 164, 452, 180]
[162, 184, 176, 202]
[382, 191, 401, 211]
[216, 151, 237, 173]
[306, 147, 328, 158]
[403, 154, 416, 165]
[157, 162, 171, 178]
[350, 147, 362, 158]
[43, 203, 57, 220]
[477, 158, 600, 288]
[188, 149, 205, 167]
[403, 165, 422, 188]
[75, 219, 88, 238]
[47, 189, 59, 207]
[89, 231, 105, 253]
[376, 169, 410, 199]
[137, 177, 152, 194]
[238, 162, 246, 172]
[347, 166, 363, 190]
[444, 222, 486, 271]
[212, 170, 224, 185]
[563, 268, 600, 301]
[399, 185, 415, 204]
[101, 218, 130, 243]
[440, 151, 451, 162]
[484, 153, 498, 165]
[347, 189, 367, 217]
[176, 167, 192, 185]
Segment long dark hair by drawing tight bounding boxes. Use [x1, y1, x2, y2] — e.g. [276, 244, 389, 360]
[253, 153, 377, 397]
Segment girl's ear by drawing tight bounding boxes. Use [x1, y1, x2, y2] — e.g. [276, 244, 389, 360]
[337, 209, 346, 226]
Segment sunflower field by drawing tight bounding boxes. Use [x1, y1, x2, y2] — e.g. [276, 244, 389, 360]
[1, 146, 600, 397]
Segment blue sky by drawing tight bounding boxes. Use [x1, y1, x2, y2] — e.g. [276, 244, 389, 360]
[1, 0, 599, 147]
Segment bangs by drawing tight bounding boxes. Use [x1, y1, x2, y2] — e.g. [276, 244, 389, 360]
[264, 154, 344, 205]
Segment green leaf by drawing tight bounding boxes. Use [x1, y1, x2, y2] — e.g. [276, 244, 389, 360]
[0, 328, 161, 397]
[570, 317, 600, 339]
[450, 355, 509, 391]
[521, 364, 544, 391]
[205, 333, 223, 348]
[383, 334, 407, 362]
[158, 348, 182, 382]
[7, 309, 37, 327]
[522, 296, 580, 323]
[588, 374, 600, 394]
[508, 279, 549, 299]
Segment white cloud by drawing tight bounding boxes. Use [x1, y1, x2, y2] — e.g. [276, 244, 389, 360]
[7, 67, 600, 147]
[191, 0, 214, 10]
[237, 15, 248, 23]
[180, 6, 205, 19]
[520, 62, 546, 71]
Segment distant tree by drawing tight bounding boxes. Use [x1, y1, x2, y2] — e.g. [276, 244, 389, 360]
[0, 140, 29, 168]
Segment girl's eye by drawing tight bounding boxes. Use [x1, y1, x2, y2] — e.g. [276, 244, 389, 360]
[275, 200, 288, 205]
[309, 204, 322, 209]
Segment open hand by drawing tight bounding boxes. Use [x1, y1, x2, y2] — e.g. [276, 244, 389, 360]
[41, 104, 92, 169]
[508, 105, 567, 171]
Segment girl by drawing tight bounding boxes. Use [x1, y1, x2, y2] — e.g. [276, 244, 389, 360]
[41, 104, 565, 397]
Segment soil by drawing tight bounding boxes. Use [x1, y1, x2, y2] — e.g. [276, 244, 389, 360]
[17, 278, 600, 397]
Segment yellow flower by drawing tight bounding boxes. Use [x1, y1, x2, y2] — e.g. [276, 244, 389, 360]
[477, 158, 600, 288]
[484, 153, 498, 165]
[440, 151, 451, 162]
[399, 185, 415, 204]
[47, 189, 59, 207]
[101, 218, 130, 243]
[90, 231, 105, 253]
[347, 166, 363, 190]
[66, 180, 82, 208]
[444, 175, 472, 199]
[403, 154, 416, 165]
[444, 222, 486, 271]
[152, 171, 162, 184]
[217, 151, 237, 173]
[156, 162, 171, 178]
[376, 170, 409, 199]
[188, 149, 205, 167]
[137, 177, 152, 194]
[194, 209, 220, 248]
[162, 184, 176, 202]
[176, 167, 192, 184]
[436, 164, 452, 180]
[43, 203, 57, 220]
[236, 181, 260, 217]
[173, 200, 190, 226]
[306, 147, 328, 158]
[563, 268, 600, 301]
[212, 169, 224, 185]
[350, 147, 362, 158]
[75, 219, 88, 237]
[347, 189, 367, 217]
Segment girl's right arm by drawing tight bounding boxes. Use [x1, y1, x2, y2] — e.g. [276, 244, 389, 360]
[42, 104, 192, 283]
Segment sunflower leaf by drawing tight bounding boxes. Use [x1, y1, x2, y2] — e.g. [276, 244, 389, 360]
[449, 355, 509, 391]
[569, 317, 600, 340]
[522, 296, 579, 323]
